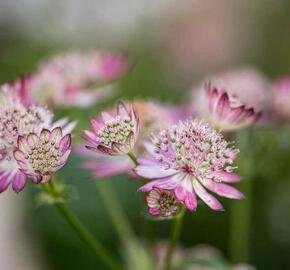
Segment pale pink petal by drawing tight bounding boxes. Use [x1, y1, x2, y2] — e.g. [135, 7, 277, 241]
[135, 164, 177, 179]
[192, 180, 224, 211]
[201, 179, 245, 200]
[213, 172, 242, 183]
[12, 171, 27, 193]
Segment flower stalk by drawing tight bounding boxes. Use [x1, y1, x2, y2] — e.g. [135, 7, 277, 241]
[164, 206, 186, 270]
[43, 180, 123, 270]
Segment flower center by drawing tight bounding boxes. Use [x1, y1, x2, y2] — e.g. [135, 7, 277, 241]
[27, 138, 61, 174]
[159, 192, 178, 215]
[0, 106, 50, 143]
[0, 143, 8, 161]
[98, 116, 134, 147]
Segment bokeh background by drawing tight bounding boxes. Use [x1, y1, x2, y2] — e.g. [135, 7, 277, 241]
[1, 0, 290, 269]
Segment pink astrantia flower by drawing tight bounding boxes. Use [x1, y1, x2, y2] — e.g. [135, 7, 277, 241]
[77, 100, 182, 178]
[272, 78, 290, 120]
[204, 68, 270, 110]
[146, 188, 180, 217]
[14, 128, 72, 184]
[0, 84, 76, 193]
[203, 83, 262, 132]
[84, 102, 139, 156]
[135, 119, 244, 211]
[22, 51, 128, 108]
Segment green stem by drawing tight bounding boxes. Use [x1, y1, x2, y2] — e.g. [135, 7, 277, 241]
[229, 130, 254, 263]
[45, 181, 123, 270]
[127, 151, 139, 166]
[229, 178, 252, 262]
[95, 180, 137, 247]
[164, 207, 186, 270]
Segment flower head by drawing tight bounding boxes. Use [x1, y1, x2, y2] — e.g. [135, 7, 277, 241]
[146, 188, 180, 217]
[135, 119, 244, 211]
[202, 83, 262, 132]
[14, 127, 72, 184]
[78, 100, 182, 178]
[84, 102, 139, 156]
[203, 68, 270, 110]
[0, 83, 75, 193]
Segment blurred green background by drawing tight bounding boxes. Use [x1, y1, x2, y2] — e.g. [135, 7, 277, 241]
[1, 1, 290, 269]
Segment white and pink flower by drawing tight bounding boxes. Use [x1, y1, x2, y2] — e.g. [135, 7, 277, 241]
[84, 102, 139, 156]
[202, 84, 262, 132]
[135, 119, 244, 211]
[78, 100, 184, 178]
[0, 84, 75, 193]
[14, 127, 71, 184]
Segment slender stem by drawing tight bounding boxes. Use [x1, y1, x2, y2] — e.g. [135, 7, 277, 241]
[229, 129, 254, 263]
[45, 181, 123, 270]
[229, 178, 252, 262]
[95, 180, 137, 247]
[164, 206, 186, 270]
[127, 151, 139, 166]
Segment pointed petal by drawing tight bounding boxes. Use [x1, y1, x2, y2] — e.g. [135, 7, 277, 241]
[192, 180, 224, 211]
[135, 164, 177, 179]
[201, 179, 245, 200]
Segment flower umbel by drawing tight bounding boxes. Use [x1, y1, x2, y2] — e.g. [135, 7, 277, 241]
[14, 127, 72, 184]
[147, 188, 180, 217]
[84, 102, 139, 156]
[135, 119, 244, 211]
[204, 83, 261, 132]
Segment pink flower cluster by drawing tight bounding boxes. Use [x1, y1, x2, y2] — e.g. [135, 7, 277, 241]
[136, 119, 243, 211]
[17, 51, 129, 108]
[5, 56, 289, 220]
[0, 82, 74, 193]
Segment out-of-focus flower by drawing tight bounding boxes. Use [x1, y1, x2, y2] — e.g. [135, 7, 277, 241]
[200, 68, 270, 110]
[135, 119, 243, 211]
[89, 52, 129, 82]
[24, 51, 128, 108]
[198, 84, 262, 132]
[84, 102, 139, 156]
[146, 188, 180, 217]
[0, 84, 75, 193]
[272, 78, 290, 120]
[77, 100, 184, 178]
[14, 128, 71, 184]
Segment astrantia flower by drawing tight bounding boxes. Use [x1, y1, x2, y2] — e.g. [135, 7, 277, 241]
[146, 188, 180, 217]
[84, 102, 139, 156]
[203, 68, 270, 110]
[21, 51, 128, 108]
[78, 100, 181, 178]
[135, 119, 244, 211]
[14, 128, 72, 184]
[272, 78, 290, 119]
[0, 84, 75, 193]
[202, 83, 262, 132]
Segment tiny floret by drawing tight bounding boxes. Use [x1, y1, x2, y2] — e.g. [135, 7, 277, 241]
[147, 188, 180, 217]
[135, 119, 244, 211]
